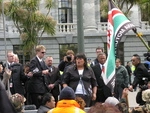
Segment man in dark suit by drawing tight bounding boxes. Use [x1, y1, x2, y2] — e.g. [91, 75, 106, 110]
[45, 56, 61, 103]
[92, 52, 112, 102]
[29, 45, 49, 108]
[5, 51, 28, 96]
[129, 54, 150, 91]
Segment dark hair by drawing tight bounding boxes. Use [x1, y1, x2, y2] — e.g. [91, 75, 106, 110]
[127, 61, 130, 64]
[96, 46, 103, 52]
[75, 53, 88, 68]
[97, 52, 106, 58]
[41, 93, 53, 105]
[133, 54, 141, 62]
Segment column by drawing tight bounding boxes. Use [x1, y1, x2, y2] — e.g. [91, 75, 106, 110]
[83, 0, 97, 32]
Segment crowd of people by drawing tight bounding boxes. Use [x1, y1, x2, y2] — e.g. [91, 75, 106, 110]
[0, 45, 150, 113]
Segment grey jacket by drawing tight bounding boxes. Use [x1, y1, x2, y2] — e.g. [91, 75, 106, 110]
[37, 105, 51, 113]
[115, 65, 129, 87]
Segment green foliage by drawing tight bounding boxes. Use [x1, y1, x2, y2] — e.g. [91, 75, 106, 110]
[3, 0, 56, 55]
[100, 0, 150, 23]
[138, 0, 150, 24]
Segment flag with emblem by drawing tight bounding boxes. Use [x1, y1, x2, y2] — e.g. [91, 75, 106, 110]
[102, 0, 136, 92]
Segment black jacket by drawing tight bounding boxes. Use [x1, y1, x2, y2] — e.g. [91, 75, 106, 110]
[132, 63, 149, 88]
[92, 64, 112, 102]
[58, 60, 73, 71]
[7, 63, 27, 95]
[29, 56, 48, 94]
[45, 66, 61, 102]
[62, 65, 97, 96]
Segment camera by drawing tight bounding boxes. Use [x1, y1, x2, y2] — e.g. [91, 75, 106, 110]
[143, 52, 150, 61]
[66, 56, 72, 62]
[139, 85, 148, 91]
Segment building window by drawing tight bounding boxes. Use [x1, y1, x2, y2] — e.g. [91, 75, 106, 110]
[59, 44, 77, 61]
[58, 0, 73, 23]
[116, 42, 124, 65]
[104, 42, 124, 65]
[13, 45, 30, 65]
[100, 0, 108, 22]
[140, 3, 149, 22]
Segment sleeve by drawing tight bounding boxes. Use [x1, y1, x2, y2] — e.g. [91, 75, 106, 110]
[20, 65, 28, 83]
[58, 61, 66, 71]
[30, 59, 42, 77]
[123, 67, 129, 87]
[54, 68, 61, 86]
[62, 68, 70, 85]
[136, 91, 145, 105]
[90, 68, 98, 88]
[132, 68, 144, 88]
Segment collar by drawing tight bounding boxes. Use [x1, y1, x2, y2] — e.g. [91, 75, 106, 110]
[7, 61, 14, 65]
[36, 55, 43, 62]
[56, 100, 80, 108]
[99, 63, 104, 68]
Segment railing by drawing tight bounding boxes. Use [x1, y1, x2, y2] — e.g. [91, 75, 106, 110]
[97, 22, 108, 31]
[56, 23, 77, 33]
[3, 21, 150, 35]
[140, 21, 150, 30]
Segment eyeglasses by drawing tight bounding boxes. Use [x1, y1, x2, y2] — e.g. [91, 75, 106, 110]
[41, 52, 46, 54]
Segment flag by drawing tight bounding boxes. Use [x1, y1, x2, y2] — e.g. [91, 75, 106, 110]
[102, 0, 136, 92]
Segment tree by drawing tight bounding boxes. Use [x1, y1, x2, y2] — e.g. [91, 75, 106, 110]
[0, 0, 56, 55]
[100, 0, 142, 21]
[115, 0, 141, 15]
[138, 0, 150, 24]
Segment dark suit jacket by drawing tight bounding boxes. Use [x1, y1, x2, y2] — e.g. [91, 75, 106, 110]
[4, 63, 27, 95]
[45, 66, 61, 102]
[29, 56, 48, 94]
[125, 65, 132, 76]
[92, 64, 112, 102]
[132, 63, 149, 88]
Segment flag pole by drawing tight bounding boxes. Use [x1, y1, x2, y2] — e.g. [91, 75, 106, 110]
[132, 28, 150, 52]
[1, 0, 11, 97]
[1, 0, 8, 65]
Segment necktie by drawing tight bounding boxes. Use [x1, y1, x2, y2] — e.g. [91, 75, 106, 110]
[40, 61, 45, 68]
[102, 65, 105, 73]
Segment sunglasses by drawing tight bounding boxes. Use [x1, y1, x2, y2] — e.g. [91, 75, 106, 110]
[41, 52, 46, 54]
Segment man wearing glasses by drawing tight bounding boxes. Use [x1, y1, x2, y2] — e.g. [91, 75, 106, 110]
[129, 54, 149, 91]
[29, 45, 49, 108]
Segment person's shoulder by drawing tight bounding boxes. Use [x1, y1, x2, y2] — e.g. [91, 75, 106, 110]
[11, 63, 22, 67]
[92, 63, 100, 69]
[38, 105, 50, 113]
[30, 56, 37, 61]
[47, 108, 54, 113]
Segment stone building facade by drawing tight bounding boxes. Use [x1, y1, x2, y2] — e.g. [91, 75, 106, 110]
[0, 0, 150, 66]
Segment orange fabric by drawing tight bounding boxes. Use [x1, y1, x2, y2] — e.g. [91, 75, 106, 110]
[47, 100, 85, 113]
